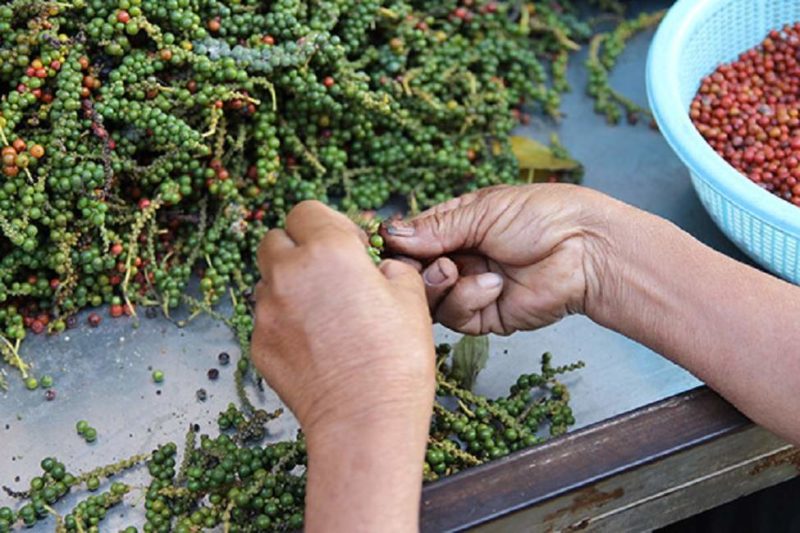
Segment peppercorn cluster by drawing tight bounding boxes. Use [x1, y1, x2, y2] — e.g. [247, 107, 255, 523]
[426, 349, 583, 480]
[0, 0, 604, 369]
[1, 347, 581, 533]
[691, 24, 800, 206]
[0, 453, 146, 532]
[586, 9, 665, 125]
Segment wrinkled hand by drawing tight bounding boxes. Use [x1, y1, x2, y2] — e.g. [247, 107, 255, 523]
[252, 201, 435, 439]
[383, 184, 615, 335]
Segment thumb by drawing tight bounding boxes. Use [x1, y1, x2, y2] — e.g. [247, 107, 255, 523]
[435, 272, 505, 334]
[379, 259, 427, 303]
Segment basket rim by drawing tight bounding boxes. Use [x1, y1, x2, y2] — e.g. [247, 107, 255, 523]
[646, 0, 800, 236]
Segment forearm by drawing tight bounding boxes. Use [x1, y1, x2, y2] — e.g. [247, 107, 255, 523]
[590, 202, 800, 445]
[305, 410, 430, 533]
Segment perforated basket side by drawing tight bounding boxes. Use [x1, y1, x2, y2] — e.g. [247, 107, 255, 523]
[648, 0, 800, 284]
[690, 173, 800, 283]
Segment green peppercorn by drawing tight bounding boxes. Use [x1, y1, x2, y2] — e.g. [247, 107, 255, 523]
[76, 420, 89, 435]
[83, 427, 98, 443]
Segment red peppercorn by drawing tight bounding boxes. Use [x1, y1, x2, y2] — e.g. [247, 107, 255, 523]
[323, 76, 335, 88]
[30, 321, 45, 335]
[691, 24, 800, 206]
[88, 313, 102, 327]
[117, 10, 130, 23]
[110, 305, 124, 318]
[139, 198, 151, 210]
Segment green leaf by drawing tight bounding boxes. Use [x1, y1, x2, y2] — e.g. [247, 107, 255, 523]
[451, 335, 490, 391]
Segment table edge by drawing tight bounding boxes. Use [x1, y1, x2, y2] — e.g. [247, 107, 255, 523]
[420, 385, 751, 531]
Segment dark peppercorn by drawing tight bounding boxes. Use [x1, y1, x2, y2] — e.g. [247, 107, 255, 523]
[218, 352, 230, 365]
[207, 368, 219, 381]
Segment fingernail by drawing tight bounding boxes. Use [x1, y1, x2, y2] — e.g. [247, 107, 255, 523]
[477, 272, 503, 289]
[423, 262, 448, 286]
[385, 222, 415, 237]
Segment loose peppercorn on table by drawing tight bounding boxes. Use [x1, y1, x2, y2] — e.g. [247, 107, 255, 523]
[2, 2, 799, 532]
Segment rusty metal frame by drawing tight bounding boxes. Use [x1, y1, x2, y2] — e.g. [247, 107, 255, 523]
[420, 387, 799, 532]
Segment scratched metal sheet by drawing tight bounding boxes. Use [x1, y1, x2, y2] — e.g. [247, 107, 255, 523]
[1, 3, 744, 529]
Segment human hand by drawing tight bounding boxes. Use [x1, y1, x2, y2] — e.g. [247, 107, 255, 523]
[383, 184, 619, 335]
[251, 200, 435, 438]
[252, 200, 437, 532]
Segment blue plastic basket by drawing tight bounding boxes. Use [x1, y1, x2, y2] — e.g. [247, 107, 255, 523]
[647, 0, 800, 284]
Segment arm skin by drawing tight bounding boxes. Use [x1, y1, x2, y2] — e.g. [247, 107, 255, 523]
[384, 184, 800, 446]
[591, 199, 800, 445]
[304, 406, 431, 532]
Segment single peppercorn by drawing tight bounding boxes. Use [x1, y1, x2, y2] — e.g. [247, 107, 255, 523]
[83, 427, 98, 443]
[88, 313, 102, 327]
[152, 370, 165, 383]
[218, 352, 230, 365]
[207, 368, 219, 381]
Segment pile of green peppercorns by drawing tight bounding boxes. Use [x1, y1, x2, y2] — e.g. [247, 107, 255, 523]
[0, 0, 597, 360]
[0, 0, 660, 530]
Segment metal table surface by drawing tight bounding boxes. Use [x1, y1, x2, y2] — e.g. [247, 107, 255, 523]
[2, 3, 796, 531]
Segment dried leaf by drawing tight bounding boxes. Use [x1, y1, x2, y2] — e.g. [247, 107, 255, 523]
[510, 135, 581, 173]
[451, 335, 490, 391]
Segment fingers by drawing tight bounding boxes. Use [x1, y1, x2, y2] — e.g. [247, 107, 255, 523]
[420, 257, 459, 311]
[382, 192, 501, 259]
[285, 200, 366, 245]
[379, 258, 423, 286]
[392, 256, 423, 272]
[413, 191, 479, 220]
[382, 206, 474, 257]
[435, 272, 504, 333]
[379, 259, 427, 306]
[256, 229, 296, 279]
[412, 185, 508, 221]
